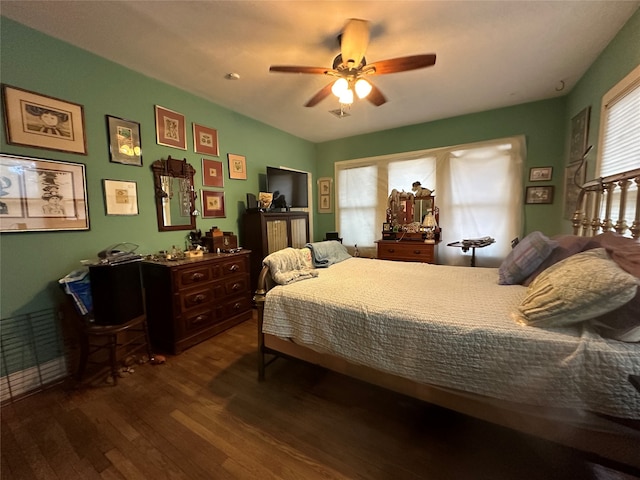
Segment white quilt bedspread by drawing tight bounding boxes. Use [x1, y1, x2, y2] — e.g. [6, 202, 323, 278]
[263, 257, 640, 419]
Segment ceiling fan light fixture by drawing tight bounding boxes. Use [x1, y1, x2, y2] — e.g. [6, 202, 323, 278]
[331, 78, 349, 97]
[355, 78, 372, 99]
[339, 88, 354, 105]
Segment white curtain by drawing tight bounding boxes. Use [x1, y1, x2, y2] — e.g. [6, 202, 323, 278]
[335, 136, 524, 265]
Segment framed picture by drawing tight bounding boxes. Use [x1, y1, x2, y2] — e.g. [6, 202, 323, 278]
[103, 179, 139, 215]
[0, 153, 89, 232]
[201, 190, 225, 218]
[2, 84, 87, 155]
[564, 161, 587, 220]
[193, 123, 219, 156]
[318, 177, 333, 213]
[525, 186, 554, 205]
[155, 105, 187, 150]
[569, 106, 590, 161]
[529, 167, 552, 182]
[202, 158, 224, 188]
[227, 153, 247, 180]
[106, 115, 142, 166]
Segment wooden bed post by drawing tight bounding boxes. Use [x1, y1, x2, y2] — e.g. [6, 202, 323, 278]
[254, 266, 269, 381]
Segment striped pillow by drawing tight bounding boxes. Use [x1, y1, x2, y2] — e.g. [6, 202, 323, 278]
[498, 231, 557, 285]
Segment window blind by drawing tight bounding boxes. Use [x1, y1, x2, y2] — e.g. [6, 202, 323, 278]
[599, 78, 640, 177]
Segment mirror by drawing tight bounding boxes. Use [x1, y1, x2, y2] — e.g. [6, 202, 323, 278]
[151, 156, 197, 232]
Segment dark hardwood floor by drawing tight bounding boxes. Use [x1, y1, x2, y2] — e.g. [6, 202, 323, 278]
[1, 312, 638, 480]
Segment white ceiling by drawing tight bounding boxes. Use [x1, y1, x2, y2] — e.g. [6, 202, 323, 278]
[2, 1, 638, 143]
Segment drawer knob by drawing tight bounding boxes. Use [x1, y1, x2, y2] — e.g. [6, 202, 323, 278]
[229, 264, 239, 272]
[413, 250, 421, 254]
[194, 294, 206, 303]
[194, 315, 206, 324]
[231, 282, 241, 291]
[233, 302, 241, 310]
[191, 272, 205, 281]
[387, 249, 395, 253]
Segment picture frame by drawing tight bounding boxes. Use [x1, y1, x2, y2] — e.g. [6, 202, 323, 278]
[0, 153, 89, 232]
[2, 84, 87, 155]
[227, 153, 247, 180]
[155, 105, 187, 150]
[318, 177, 333, 213]
[201, 190, 225, 218]
[569, 106, 590, 161]
[564, 161, 587, 220]
[193, 123, 219, 156]
[202, 158, 224, 188]
[529, 166, 552, 182]
[106, 115, 142, 166]
[525, 186, 554, 205]
[103, 179, 139, 215]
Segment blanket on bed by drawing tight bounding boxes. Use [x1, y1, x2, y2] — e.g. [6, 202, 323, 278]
[305, 240, 351, 268]
[262, 247, 318, 285]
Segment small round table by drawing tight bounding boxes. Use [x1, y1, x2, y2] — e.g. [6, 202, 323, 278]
[447, 237, 495, 267]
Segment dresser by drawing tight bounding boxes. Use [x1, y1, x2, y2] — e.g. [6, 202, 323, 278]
[141, 251, 252, 354]
[376, 240, 438, 264]
[242, 211, 309, 293]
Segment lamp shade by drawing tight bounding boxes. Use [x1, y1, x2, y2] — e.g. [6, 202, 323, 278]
[339, 88, 354, 105]
[422, 213, 438, 228]
[355, 78, 372, 99]
[331, 78, 348, 97]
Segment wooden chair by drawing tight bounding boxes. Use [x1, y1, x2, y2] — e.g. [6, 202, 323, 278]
[75, 313, 153, 386]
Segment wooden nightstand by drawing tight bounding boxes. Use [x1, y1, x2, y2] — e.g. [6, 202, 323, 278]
[376, 240, 438, 264]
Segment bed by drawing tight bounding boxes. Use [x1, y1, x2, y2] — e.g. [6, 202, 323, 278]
[255, 168, 640, 472]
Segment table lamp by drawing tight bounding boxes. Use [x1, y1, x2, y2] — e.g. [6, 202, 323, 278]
[422, 213, 438, 243]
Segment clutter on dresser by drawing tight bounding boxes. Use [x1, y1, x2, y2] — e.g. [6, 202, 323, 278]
[203, 226, 239, 252]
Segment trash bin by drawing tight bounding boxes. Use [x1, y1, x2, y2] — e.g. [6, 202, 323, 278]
[59, 268, 93, 317]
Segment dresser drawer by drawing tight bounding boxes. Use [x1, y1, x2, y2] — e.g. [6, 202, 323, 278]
[182, 308, 217, 335]
[179, 284, 218, 311]
[377, 241, 435, 263]
[223, 275, 249, 296]
[177, 266, 212, 288]
[222, 294, 252, 317]
[220, 257, 248, 277]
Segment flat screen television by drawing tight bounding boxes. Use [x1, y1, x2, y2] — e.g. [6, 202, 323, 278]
[266, 166, 309, 208]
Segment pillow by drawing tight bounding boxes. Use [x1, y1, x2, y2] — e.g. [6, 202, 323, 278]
[515, 248, 638, 328]
[586, 235, 640, 341]
[521, 235, 594, 286]
[498, 231, 557, 285]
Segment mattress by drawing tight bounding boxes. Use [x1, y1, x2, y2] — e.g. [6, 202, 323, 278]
[262, 257, 640, 419]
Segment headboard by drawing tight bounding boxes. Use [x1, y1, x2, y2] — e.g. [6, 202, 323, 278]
[572, 167, 640, 239]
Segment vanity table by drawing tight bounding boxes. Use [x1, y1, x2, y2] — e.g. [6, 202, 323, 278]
[141, 250, 252, 354]
[376, 240, 437, 263]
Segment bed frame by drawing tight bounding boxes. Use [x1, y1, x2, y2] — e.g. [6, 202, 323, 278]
[572, 167, 640, 239]
[255, 168, 640, 474]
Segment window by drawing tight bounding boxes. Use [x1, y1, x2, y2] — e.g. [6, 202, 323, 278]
[596, 64, 640, 235]
[598, 64, 640, 177]
[335, 136, 525, 265]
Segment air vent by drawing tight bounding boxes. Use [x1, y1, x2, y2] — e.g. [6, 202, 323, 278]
[329, 109, 351, 118]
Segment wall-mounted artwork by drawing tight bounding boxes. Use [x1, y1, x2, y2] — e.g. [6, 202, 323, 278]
[227, 153, 247, 180]
[193, 123, 219, 156]
[201, 190, 225, 218]
[2, 84, 87, 155]
[103, 179, 139, 215]
[569, 106, 590, 162]
[155, 105, 187, 150]
[318, 177, 333, 213]
[106, 115, 142, 166]
[202, 158, 224, 188]
[525, 186, 554, 204]
[0, 153, 89, 232]
[529, 167, 552, 182]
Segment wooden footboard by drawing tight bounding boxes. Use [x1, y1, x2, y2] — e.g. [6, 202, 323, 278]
[572, 168, 640, 238]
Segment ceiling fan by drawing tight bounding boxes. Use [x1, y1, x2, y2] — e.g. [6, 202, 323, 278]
[269, 18, 436, 108]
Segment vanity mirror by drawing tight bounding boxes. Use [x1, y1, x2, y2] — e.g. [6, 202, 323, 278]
[151, 156, 197, 232]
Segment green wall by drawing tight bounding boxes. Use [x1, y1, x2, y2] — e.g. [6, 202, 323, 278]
[0, 17, 316, 319]
[315, 97, 567, 237]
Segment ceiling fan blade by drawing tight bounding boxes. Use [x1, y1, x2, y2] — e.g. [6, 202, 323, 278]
[366, 82, 387, 106]
[366, 54, 436, 75]
[269, 66, 331, 75]
[340, 18, 370, 68]
[305, 82, 334, 107]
